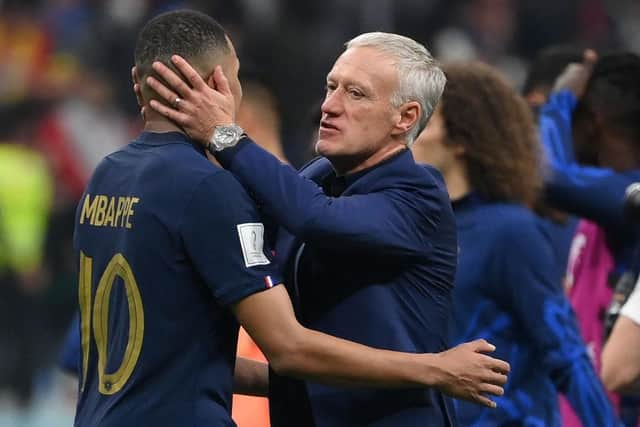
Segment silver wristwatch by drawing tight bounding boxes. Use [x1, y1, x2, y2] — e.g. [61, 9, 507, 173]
[207, 124, 245, 154]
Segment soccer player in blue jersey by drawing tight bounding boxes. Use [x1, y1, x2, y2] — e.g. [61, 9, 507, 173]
[411, 62, 619, 426]
[142, 29, 482, 426]
[73, 10, 510, 427]
[521, 45, 584, 278]
[540, 51, 640, 426]
[540, 51, 640, 257]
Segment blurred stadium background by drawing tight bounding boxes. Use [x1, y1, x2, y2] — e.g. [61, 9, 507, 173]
[0, 0, 638, 426]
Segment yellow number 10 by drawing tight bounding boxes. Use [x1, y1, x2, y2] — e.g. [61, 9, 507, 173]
[79, 251, 145, 395]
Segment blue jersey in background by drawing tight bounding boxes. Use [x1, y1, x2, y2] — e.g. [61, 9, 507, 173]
[449, 194, 618, 427]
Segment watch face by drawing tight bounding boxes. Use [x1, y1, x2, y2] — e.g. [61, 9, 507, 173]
[215, 126, 241, 147]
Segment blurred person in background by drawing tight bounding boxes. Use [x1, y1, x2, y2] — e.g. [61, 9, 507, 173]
[144, 30, 509, 426]
[520, 45, 584, 295]
[522, 45, 584, 111]
[0, 0, 53, 103]
[35, 63, 133, 201]
[0, 100, 54, 408]
[411, 61, 619, 427]
[602, 276, 640, 393]
[236, 80, 287, 163]
[539, 51, 640, 426]
[431, 0, 527, 87]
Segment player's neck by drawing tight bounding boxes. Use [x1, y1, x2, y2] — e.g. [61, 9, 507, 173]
[443, 165, 471, 201]
[144, 109, 186, 135]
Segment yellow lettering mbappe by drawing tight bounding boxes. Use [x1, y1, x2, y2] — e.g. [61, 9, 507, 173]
[103, 197, 116, 227]
[79, 194, 141, 229]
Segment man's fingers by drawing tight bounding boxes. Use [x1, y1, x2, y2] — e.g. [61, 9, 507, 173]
[149, 99, 190, 125]
[470, 339, 495, 353]
[480, 368, 508, 386]
[473, 394, 497, 409]
[152, 61, 192, 99]
[480, 383, 505, 397]
[171, 55, 208, 90]
[146, 76, 182, 109]
[213, 66, 232, 96]
[484, 356, 510, 375]
[489, 371, 508, 386]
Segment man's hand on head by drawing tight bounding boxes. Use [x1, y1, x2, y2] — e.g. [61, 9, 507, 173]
[142, 55, 237, 146]
[552, 49, 598, 98]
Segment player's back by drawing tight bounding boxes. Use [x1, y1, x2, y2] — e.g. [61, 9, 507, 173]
[73, 131, 239, 427]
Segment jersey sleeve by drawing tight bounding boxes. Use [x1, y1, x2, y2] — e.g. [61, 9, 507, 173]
[216, 140, 438, 259]
[539, 90, 631, 229]
[495, 218, 619, 427]
[179, 171, 281, 307]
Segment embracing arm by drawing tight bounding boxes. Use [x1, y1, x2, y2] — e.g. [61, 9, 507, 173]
[234, 357, 268, 397]
[218, 140, 435, 256]
[233, 284, 509, 408]
[144, 56, 438, 257]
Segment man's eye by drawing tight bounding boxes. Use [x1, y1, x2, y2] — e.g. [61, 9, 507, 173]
[349, 89, 363, 98]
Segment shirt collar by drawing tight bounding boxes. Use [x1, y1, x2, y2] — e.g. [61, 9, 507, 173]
[323, 148, 409, 196]
[134, 131, 206, 155]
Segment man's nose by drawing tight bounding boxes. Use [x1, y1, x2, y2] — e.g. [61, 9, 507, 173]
[321, 90, 343, 115]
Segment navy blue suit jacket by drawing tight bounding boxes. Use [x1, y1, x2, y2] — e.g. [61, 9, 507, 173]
[217, 141, 458, 427]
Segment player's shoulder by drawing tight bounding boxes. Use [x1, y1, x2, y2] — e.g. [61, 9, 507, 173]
[483, 201, 536, 223]
[480, 202, 542, 238]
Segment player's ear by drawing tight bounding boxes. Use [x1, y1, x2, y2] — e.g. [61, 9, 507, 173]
[206, 69, 216, 90]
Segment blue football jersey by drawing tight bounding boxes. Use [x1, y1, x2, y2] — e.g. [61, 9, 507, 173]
[73, 131, 279, 427]
[450, 194, 617, 427]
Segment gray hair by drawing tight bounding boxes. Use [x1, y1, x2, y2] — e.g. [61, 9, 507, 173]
[346, 32, 446, 146]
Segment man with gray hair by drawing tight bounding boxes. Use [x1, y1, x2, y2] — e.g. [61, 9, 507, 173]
[147, 32, 469, 426]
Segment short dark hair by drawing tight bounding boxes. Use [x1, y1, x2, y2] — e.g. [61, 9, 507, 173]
[581, 52, 640, 142]
[134, 9, 229, 81]
[522, 45, 584, 96]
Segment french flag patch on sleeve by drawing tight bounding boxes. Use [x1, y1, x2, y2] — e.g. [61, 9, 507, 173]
[264, 276, 275, 289]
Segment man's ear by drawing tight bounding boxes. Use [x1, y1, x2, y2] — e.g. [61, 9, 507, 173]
[390, 101, 421, 138]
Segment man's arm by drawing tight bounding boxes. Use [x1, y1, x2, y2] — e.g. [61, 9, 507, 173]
[233, 284, 509, 408]
[234, 357, 268, 397]
[179, 169, 508, 407]
[539, 50, 637, 229]
[143, 58, 439, 257]
[601, 282, 640, 393]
